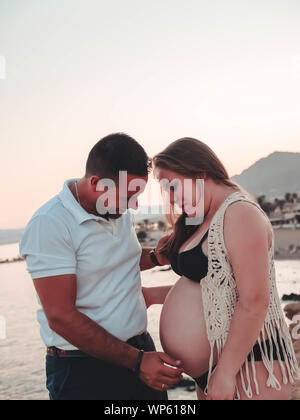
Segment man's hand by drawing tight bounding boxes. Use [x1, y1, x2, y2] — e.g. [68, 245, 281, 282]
[33, 274, 157, 372]
[155, 234, 172, 266]
[139, 352, 184, 391]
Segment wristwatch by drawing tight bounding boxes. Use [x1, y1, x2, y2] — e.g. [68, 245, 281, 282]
[149, 249, 163, 266]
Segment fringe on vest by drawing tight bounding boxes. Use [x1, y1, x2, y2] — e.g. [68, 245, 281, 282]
[201, 192, 300, 399]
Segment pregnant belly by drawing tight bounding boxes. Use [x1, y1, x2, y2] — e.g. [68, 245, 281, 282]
[160, 276, 215, 378]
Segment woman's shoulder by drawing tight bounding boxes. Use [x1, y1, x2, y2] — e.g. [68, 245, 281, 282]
[224, 197, 268, 222]
[223, 198, 273, 252]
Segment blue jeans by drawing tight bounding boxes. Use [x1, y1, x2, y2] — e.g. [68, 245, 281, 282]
[46, 332, 168, 400]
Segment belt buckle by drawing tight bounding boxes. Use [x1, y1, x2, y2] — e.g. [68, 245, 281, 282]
[58, 349, 67, 357]
[47, 347, 56, 357]
[47, 347, 67, 358]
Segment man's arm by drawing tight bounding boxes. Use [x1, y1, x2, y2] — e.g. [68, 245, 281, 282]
[34, 274, 183, 391]
[142, 286, 173, 308]
[34, 274, 139, 368]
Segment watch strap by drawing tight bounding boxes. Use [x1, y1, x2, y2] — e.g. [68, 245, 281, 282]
[149, 249, 163, 266]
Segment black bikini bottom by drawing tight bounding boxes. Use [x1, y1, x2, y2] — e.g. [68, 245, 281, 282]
[193, 335, 287, 392]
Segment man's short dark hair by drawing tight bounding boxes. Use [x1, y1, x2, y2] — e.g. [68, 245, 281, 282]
[86, 133, 151, 180]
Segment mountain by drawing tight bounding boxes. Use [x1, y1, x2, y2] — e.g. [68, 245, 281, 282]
[231, 151, 300, 199]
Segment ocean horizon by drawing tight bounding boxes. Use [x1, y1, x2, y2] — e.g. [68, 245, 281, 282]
[0, 229, 25, 247]
[0, 207, 165, 247]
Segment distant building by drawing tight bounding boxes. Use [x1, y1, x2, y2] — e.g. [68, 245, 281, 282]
[270, 204, 300, 229]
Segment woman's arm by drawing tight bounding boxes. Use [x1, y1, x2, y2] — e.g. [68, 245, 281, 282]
[207, 202, 271, 400]
[142, 286, 173, 308]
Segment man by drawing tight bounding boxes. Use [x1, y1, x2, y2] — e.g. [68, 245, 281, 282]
[20, 133, 183, 400]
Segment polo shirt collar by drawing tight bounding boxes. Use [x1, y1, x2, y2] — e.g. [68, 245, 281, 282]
[59, 179, 111, 225]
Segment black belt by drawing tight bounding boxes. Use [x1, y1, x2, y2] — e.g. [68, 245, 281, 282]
[46, 331, 149, 358]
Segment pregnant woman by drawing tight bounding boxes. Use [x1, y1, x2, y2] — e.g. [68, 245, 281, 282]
[153, 138, 300, 400]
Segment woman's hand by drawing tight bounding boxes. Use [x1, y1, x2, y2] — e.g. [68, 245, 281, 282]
[206, 367, 237, 400]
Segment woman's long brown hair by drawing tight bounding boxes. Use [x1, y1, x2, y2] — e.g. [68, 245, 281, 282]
[153, 137, 243, 260]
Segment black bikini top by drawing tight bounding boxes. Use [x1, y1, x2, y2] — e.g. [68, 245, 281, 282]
[170, 230, 209, 283]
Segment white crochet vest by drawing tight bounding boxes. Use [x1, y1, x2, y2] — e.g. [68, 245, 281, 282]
[201, 191, 300, 398]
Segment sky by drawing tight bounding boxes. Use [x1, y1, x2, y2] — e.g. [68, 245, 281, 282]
[0, 0, 300, 228]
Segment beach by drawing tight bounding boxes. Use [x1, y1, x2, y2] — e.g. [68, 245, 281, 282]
[0, 243, 300, 400]
[274, 228, 300, 260]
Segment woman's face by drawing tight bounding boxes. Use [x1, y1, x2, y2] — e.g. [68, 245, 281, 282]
[154, 167, 205, 218]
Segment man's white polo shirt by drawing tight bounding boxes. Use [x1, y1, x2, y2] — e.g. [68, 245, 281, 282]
[20, 179, 148, 350]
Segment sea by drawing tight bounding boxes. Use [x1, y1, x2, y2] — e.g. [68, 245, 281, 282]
[0, 235, 300, 400]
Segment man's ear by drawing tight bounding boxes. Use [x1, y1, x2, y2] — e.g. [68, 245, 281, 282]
[90, 176, 101, 192]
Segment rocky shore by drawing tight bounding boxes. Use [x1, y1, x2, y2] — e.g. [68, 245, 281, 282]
[292, 340, 300, 400]
[0, 256, 23, 264]
[284, 302, 300, 400]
